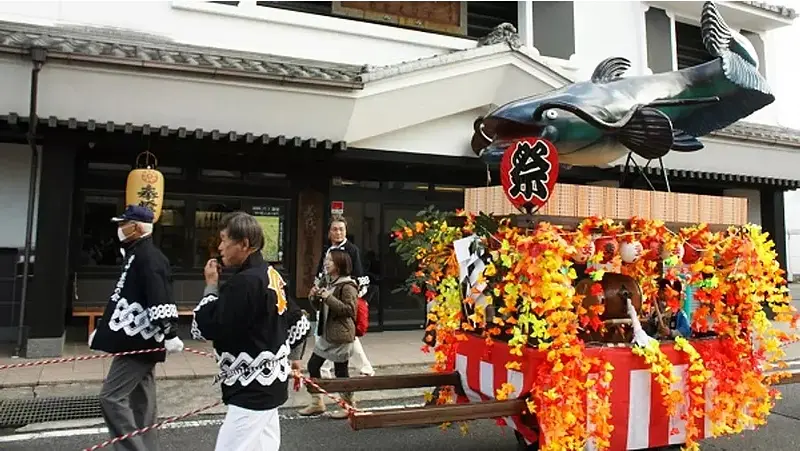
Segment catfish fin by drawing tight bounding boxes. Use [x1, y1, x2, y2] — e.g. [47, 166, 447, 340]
[591, 57, 631, 83]
[616, 107, 674, 160]
[671, 130, 704, 152]
[701, 1, 759, 68]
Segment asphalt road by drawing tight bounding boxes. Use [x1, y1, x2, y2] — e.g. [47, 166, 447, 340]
[2, 386, 800, 451]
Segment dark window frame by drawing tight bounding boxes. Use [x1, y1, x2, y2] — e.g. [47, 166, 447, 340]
[211, 1, 519, 40]
[75, 189, 292, 276]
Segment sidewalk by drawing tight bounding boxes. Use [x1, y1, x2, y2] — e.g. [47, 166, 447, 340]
[0, 330, 433, 389]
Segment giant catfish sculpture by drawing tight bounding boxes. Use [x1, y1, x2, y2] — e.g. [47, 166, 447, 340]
[471, 1, 774, 167]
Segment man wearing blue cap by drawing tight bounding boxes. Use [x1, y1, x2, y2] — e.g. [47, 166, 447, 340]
[89, 204, 183, 451]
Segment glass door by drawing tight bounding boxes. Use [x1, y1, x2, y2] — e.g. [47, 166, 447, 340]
[380, 206, 430, 329]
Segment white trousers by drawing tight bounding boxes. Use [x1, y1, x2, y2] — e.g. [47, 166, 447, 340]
[320, 336, 374, 376]
[215, 404, 281, 451]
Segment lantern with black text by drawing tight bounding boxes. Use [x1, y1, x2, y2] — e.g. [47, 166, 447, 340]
[499, 138, 559, 214]
[125, 151, 164, 223]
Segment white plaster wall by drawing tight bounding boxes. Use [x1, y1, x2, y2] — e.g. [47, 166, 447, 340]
[351, 108, 488, 157]
[0, 1, 475, 66]
[764, 17, 800, 277]
[0, 58, 35, 115]
[31, 63, 355, 140]
[617, 138, 800, 181]
[572, 1, 649, 78]
[0, 144, 40, 249]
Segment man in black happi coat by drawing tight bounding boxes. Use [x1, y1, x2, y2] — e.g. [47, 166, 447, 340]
[90, 205, 183, 451]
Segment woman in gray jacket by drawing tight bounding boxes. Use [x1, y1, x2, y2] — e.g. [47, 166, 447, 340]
[299, 248, 358, 418]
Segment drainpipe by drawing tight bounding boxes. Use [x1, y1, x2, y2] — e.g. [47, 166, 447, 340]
[14, 47, 47, 357]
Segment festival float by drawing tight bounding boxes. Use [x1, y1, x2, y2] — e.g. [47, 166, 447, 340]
[308, 3, 800, 450]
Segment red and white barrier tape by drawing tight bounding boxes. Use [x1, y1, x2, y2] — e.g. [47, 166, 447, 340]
[291, 370, 357, 413]
[0, 347, 215, 371]
[1, 347, 355, 448]
[81, 399, 223, 451]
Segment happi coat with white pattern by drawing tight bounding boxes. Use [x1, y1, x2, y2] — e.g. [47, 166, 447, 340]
[191, 252, 310, 411]
[90, 236, 179, 363]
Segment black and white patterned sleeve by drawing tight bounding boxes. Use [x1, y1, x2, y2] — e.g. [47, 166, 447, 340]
[191, 285, 219, 341]
[142, 261, 179, 340]
[356, 276, 370, 299]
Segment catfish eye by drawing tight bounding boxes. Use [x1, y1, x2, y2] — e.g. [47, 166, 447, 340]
[544, 110, 558, 120]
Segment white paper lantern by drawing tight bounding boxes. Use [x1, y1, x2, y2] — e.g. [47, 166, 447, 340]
[620, 240, 644, 263]
[574, 241, 595, 264]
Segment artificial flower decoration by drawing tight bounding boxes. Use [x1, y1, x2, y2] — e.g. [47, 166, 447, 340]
[391, 210, 799, 451]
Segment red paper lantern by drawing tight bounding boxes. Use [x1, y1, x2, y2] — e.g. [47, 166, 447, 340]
[499, 138, 559, 214]
[682, 242, 702, 264]
[594, 237, 619, 263]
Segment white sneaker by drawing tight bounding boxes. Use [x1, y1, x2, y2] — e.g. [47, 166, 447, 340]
[360, 368, 375, 377]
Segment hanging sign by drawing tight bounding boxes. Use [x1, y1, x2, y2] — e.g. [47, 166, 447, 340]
[330, 201, 344, 215]
[125, 151, 164, 223]
[499, 138, 559, 214]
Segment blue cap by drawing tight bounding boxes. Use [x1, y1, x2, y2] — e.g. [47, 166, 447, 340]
[111, 205, 155, 224]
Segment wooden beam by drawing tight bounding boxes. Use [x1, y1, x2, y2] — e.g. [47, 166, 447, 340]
[349, 399, 527, 430]
[769, 359, 800, 386]
[308, 372, 463, 395]
[772, 371, 800, 386]
[450, 214, 736, 233]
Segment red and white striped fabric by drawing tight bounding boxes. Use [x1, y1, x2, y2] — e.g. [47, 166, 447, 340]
[453, 335, 732, 451]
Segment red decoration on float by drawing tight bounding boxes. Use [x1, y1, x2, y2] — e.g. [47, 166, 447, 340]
[593, 237, 619, 263]
[499, 138, 559, 214]
[683, 242, 702, 264]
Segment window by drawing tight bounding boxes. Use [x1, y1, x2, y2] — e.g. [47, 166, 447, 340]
[78, 195, 124, 267]
[251, 204, 286, 263]
[434, 184, 465, 193]
[387, 182, 429, 191]
[152, 199, 187, 267]
[78, 194, 289, 271]
[193, 199, 241, 267]
[212, 1, 518, 39]
[332, 177, 380, 189]
[675, 21, 714, 70]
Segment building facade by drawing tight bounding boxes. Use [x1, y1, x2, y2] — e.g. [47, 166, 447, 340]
[0, 1, 798, 357]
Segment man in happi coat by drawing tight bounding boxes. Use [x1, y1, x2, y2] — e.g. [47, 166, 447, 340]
[89, 205, 184, 451]
[192, 212, 310, 450]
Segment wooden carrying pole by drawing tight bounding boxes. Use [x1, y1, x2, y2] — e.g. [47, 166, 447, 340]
[323, 359, 800, 430]
[308, 372, 464, 395]
[771, 359, 800, 386]
[350, 399, 528, 430]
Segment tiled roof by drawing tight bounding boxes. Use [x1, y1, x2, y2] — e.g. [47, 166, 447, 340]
[0, 113, 347, 151]
[0, 21, 364, 88]
[739, 1, 798, 19]
[616, 163, 800, 189]
[1, 21, 799, 151]
[712, 121, 800, 148]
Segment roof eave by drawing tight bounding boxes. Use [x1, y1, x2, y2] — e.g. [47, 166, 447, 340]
[358, 43, 573, 87]
[0, 46, 365, 90]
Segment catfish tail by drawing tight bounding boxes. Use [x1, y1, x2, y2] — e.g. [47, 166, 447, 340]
[672, 1, 774, 137]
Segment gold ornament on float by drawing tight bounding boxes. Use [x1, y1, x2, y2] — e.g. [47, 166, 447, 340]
[126, 151, 164, 223]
